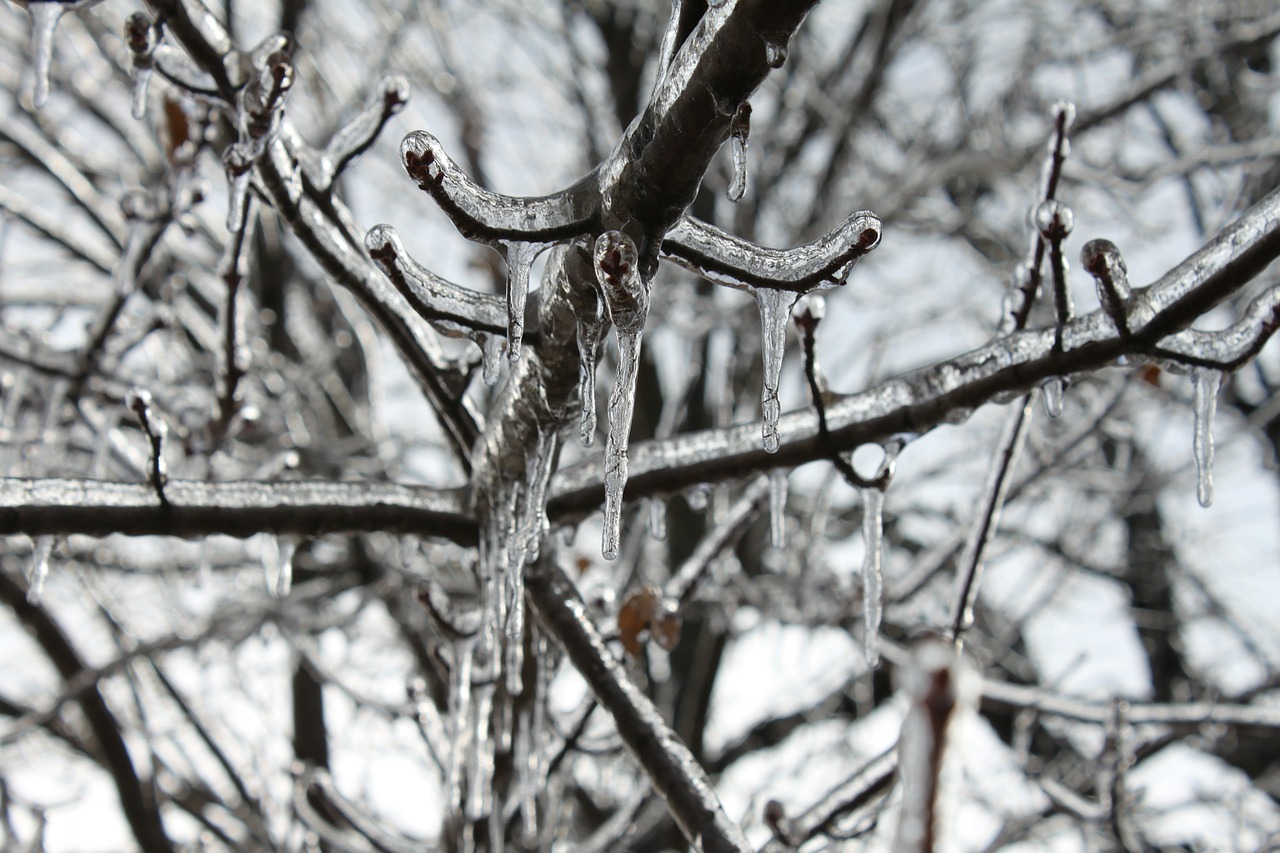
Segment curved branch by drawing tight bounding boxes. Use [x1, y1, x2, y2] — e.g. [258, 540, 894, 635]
[662, 210, 881, 292]
[400, 130, 599, 245]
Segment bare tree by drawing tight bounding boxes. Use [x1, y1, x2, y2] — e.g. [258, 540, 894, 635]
[1, 0, 1279, 850]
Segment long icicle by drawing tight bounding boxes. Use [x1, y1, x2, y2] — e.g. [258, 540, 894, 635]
[596, 231, 650, 561]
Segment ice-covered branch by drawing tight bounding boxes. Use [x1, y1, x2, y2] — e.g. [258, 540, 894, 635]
[0, 479, 475, 543]
[526, 556, 751, 853]
[400, 130, 598, 245]
[547, 184, 1280, 517]
[662, 210, 882, 293]
[320, 75, 410, 189]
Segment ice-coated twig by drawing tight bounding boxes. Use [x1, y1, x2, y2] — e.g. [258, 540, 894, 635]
[1082, 238, 1131, 337]
[1033, 199, 1075, 353]
[667, 476, 769, 608]
[126, 389, 169, 507]
[663, 210, 881, 293]
[892, 639, 974, 853]
[321, 75, 410, 189]
[365, 224, 507, 340]
[1192, 368, 1221, 508]
[596, 231, 650, 560]
[949, 394, 1035, 642]
[124, 12, 158, 119]
[727, 102, 750, 202]
[525, 556, 752, 853]
[400, 130, 596, 245]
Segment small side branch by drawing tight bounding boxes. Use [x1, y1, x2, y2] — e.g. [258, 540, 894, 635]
[663, 211, 881, 293]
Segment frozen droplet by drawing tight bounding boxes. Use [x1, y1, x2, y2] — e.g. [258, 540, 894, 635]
[769, 468, 788, 550]
[860, 488, 885, 668]
[502, 242, 540, 362]
[26, 536, 55, 605]
[478, 334, 503, 386]
[124, 13, 157, 119]
[1042, 377, 1065, 418]
[727, 103, 751, 203]
[943, 406, 973, 426]
[765, 41, 788, 68]
[648, 497, 667, 540]
[754, 288, 800, 453]
[1193, 369, 1222, 508]
[26, 2, 67, 109]
[1032, 199, 1074, 240]
[686, 483, 710, 511]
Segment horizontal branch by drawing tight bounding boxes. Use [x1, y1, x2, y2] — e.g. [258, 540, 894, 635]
[547, 184, 1280, 518]
[980, 679, 1280, 730]
[0, 479, 476, 544]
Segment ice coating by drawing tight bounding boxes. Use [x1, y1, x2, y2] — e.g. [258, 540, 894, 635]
[1042, 377, 1065, 418]
[26, 2, 66, 110]
[596, 231, 649, 560]
[576, 295, 605, 447]
[26, 535, 55, 605]
[861, 487, 885, 668]
[754, 287, 800, 453]
[445, 639, 475, 813]
[727, 103, 750, 203]
[1193, 368, 1221, 508]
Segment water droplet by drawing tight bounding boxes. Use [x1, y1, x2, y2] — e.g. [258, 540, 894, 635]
[686, 484, 710, 511]
[765, 41, 788, 69]
[754, 288, 800, 453]
[1193, 368, 1222, 508]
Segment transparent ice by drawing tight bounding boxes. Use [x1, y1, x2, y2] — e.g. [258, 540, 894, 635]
[861, 487, 885, 668]
[26, 535, 55, 605]
[1042, 377, 1065, 418]
[25, 2, 66, 109]
[754, 287, 800, 453]
[1193, 368, 1222, 508]
[727, 103, 750, 203]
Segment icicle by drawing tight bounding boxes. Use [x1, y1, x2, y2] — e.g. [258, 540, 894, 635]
[648, 497, 667, 540]
[124, 13, 157, 120]
[501, 242, 541, 362]
[769, 468, 788, 550]
[861, 487, 885, 668]
[1042, 377, 1065, 418]
[445, 640, 475, 814]
[224, 144, 254, 233]
[26, 536, 55, 605]
[25, 2, 66, 109]
[754, 287, 800, 453]
[577, 298, 605, 447]
[274, 537, 297, 597]
[478, 334, 503, 386]
[1192, 368, 1222, 508]
[596, 232, 649, 561]
[466, 681, 496, 821]
[727, 103, 751, 202]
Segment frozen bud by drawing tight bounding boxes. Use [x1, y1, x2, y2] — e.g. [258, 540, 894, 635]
[1052, 100, 1076, 135]
[124, 12, 156, 64]
[794, 293, 826, 335]
[401, 131, 448, 187]
[594, 230, 647, 333]
[1032, 199, 1073, 240]
[1081, 239, 1130, 298]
